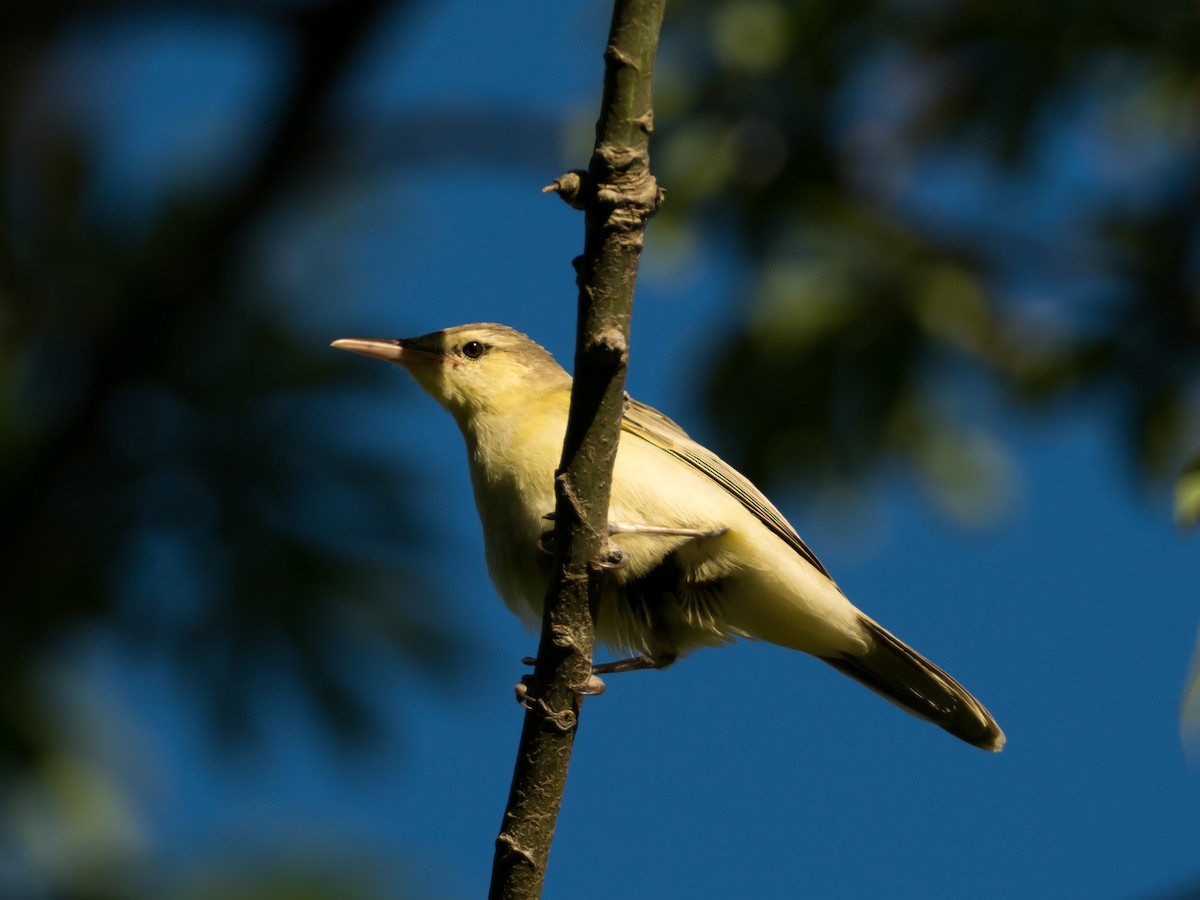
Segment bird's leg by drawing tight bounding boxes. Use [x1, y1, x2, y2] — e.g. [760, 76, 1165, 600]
[537, 530, 629, 569]
[576, 653, 678, 697]
[539, 513, 726, 555]
[591, 651, 677, 676]
[607, 522, 728, 539]
[596, 523, 726, 572]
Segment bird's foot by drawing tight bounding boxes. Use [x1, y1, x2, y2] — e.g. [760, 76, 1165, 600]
[596, 543, 629, 569]
[513, 656, 638, 704]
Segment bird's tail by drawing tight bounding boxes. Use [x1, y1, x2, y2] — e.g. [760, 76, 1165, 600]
[822, 616, 1005, 752]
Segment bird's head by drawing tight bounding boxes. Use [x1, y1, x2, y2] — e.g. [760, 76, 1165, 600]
[332, 323, 572, 428]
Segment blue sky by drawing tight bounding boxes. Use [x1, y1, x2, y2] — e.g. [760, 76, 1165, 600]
[23, 1, 1200, 897]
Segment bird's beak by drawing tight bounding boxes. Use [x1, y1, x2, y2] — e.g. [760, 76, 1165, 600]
[331, 337, 407, 363]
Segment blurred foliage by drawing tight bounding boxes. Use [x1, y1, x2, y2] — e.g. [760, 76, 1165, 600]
[1183, 627, 1200, 760]
[4, 0, 1200, 895]
[652, 0, 1200, 523]
[1175, 449, 1200, 528]
[1, 0, 456, 895]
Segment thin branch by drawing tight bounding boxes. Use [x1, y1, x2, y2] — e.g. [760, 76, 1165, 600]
[487, 1, 667, 898]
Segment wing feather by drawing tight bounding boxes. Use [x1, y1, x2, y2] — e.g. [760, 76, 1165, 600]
[621, 396, 834, 582]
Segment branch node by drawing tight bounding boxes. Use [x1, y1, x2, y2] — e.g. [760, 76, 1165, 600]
[550, 622, 580, 651]
[585, 146, 664, 233]
[538, 700, 578, 733]
[593, 142, 643, 178]
[554, 472, 594, 531]
[593, 326, 627, 357]
[542, 170, 593, 210]
[496, 831, 537, 869]
[604, 43, 638, 69]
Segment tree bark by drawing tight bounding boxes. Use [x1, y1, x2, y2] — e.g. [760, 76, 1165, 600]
[487, 1, 666, 898]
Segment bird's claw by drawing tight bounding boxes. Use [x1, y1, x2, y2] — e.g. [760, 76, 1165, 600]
[595, 543, 629, 570]
[514, 677, 534, 709]
[513, 657, 538, 708]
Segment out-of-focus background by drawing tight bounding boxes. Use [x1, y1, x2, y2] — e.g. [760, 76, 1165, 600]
[3, 1, 1199, 897]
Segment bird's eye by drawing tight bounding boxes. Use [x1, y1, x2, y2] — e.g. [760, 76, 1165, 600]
[462, 341, 485, 359]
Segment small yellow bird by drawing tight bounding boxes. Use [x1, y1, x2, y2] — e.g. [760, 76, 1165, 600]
[333, 323, 1005, 752]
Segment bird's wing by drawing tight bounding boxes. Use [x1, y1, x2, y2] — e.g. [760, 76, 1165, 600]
[621, 396, 835, 582]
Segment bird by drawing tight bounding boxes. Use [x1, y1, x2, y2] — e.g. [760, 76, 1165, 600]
[332, 323, 1005, 751]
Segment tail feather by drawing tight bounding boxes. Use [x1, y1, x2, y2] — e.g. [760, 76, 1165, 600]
[823, 616, 1005, 752]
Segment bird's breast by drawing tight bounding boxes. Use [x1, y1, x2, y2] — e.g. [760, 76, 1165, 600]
[465, 415, 563, 625]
